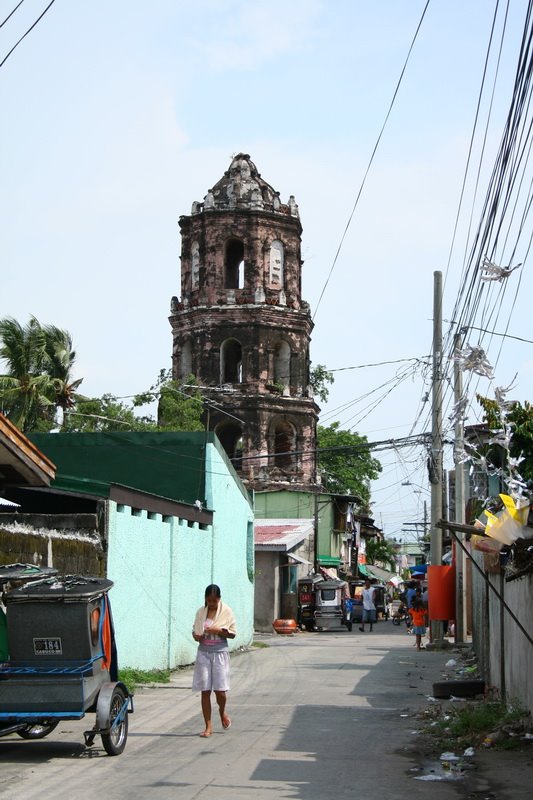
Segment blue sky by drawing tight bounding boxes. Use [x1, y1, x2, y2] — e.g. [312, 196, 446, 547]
[2, 1, 532, 538]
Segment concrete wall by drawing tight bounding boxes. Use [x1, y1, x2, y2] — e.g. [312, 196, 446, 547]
[471, 550, 533, 715]
[106, 505, 175, 671]
[254, 551, 280, 631]
[204, 441, 255, 647]
[107, 441, 254, 671]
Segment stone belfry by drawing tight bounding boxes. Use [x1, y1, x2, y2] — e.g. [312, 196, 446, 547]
[169, 153, 319, 490]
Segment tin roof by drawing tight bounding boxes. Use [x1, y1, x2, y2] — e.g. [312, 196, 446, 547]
[254, 518, 313, 551]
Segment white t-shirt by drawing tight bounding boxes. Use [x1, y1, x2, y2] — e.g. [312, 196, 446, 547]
[362, 587, 376, 611]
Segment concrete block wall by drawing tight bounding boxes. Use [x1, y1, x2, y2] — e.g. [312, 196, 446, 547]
[471, 549, 533, 715]
[106, 442, 254, 671]
[205, 442, 255, 648]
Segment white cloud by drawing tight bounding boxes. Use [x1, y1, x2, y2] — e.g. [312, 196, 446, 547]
[189, 0, 323, 71]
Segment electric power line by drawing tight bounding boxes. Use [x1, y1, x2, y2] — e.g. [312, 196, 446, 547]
[0, 0, 56, 70]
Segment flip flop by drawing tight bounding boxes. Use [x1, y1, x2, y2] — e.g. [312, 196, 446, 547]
[222, 716, 231, 729]
[199, 730, 212, 738]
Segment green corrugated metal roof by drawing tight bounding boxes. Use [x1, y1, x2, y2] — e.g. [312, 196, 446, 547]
[317, 555, 341, 566]
[29, 431, 218, 507]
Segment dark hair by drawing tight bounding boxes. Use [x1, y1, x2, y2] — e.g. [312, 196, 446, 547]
[204, 584, 221, 603]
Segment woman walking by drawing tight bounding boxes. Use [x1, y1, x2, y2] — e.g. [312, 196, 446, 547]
[192, 584, 236, 737]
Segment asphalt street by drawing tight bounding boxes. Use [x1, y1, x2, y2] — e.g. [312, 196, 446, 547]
[0, 623, 524, 799]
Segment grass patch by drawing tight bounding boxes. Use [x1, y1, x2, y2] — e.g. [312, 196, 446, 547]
[252, 641, 269, 649]
[427, 699, 530, 751]
[119, 667, 171, 692]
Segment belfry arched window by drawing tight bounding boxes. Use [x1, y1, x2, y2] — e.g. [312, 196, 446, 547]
[269, 240, 284, 287]
[215, 422, 243, 472]
[270, 420, 297, 471]
[274, 340, 291, 387]
[180, 340, 193, 380]
[221, 338, 242, 384]
[225, 238, 245, 289]
[191, 241, 200, 288]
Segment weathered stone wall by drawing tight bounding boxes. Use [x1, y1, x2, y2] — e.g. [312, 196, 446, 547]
[0, 515, 104, 576]
[179, 211, 303, 307]
[169, 154, 318, 491]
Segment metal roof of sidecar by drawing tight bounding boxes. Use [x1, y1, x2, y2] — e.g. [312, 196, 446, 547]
[5, 574, 113, 602]
[0, 563, 58, 584]
[315, 580, 347, 590]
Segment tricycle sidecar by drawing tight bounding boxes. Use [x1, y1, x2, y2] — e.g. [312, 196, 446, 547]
[0, 573, 133, 755]
[297, 575, 352, 631]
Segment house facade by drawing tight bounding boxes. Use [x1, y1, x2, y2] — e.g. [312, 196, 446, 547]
[3, 431, 256, 671]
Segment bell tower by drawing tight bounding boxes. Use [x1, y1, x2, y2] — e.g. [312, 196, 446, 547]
[169, 153, 319, 490]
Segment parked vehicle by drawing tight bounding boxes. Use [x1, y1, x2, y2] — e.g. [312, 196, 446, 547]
[0, 570, 133, 755]
[349, 581, 388, 622]
[389, 600, 410, 626]
[297, 575, 352, 631]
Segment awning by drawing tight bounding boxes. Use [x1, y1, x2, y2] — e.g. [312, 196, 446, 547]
[409, 563, 428, 574]
[317, 555, 341, 566]
[365, 564, 400, 584]
[287, 552, 312, 566]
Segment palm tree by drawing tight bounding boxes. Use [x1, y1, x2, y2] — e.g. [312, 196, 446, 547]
[0, 316, 81, 431]
[0, 316, 53, 431]
[42, 324, 83, 427]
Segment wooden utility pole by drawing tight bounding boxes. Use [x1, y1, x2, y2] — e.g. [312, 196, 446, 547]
[453, 331, 467, 642]
[430, 271, 444, 644]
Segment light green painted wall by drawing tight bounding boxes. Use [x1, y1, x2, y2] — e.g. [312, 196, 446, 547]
[106, 441, 254, 671]
[254, 489, 335, 560]
[204, 442, 255, 648]
[107, 505, 175, 671]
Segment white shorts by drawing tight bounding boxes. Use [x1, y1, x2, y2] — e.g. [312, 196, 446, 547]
[192, 648, 231, 692]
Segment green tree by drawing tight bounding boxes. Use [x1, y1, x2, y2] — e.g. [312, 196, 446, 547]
[310, 363, 334, 404]
[63, 370, 204, 433]
[42, 324, 83, 425]
[0, 316, 54, 431]
[156, 379, 204, 431]
[63, 394, 156, 432]
[0, 316, 81, 432]
[317, 422, 381, 506]
[365, 537, 397, 570]
[476, 394, 533, 486]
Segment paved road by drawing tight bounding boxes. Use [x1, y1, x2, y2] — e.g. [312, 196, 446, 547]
[0, 624, 513, 799]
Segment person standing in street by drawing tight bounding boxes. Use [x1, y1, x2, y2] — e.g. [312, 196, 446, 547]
[408, 597, 428, 651]
[192, 584, 236, 738]
[359, 579, 376, 632]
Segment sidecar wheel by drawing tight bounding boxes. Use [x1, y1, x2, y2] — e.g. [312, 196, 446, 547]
[17, 721, 59, 739]
[100, 685, 128, 756]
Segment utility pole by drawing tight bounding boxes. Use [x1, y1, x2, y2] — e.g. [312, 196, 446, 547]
[454, 331, 467, 642]
[430, 270, 444, 644]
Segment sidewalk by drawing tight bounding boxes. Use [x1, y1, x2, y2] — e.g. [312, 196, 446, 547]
[1, 625, 532, 799]
[248, 628, 533, 797]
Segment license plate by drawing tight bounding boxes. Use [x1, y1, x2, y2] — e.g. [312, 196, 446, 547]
[33, 637, 62, 655]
